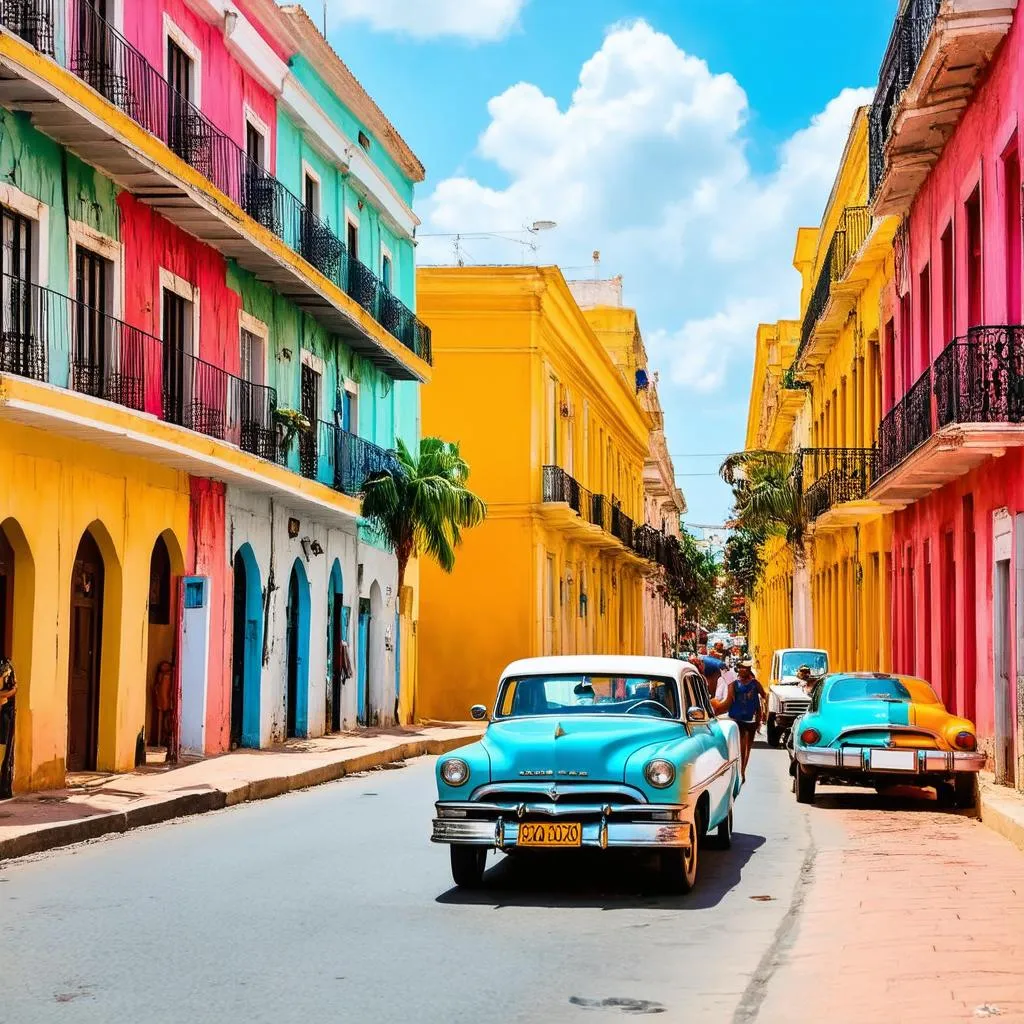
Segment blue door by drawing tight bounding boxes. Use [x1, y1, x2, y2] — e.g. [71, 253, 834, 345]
[357, 598, 370, 725]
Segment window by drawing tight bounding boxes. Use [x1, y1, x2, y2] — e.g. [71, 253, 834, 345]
[357, 130, 371, 151]
[162, 287, 191, 425]
[547, 374, 558, 464]
[303, 168, 320, 217]
[0, 205, 34, 378]
[1003, 144, 1021, 322]
[381, 253, 393, 291]
[495, 674, 680, 719]
[917, 263, 931, 373]
[245, 119, 265, 169]
[965, 186, 983, 328]
[883, 317, 895, 412]
[346, 217, 359, 262]
[299, 353, 322, 479]
[940, 221, 954, 346]
[899, 292, 912, 392]
[239, 327, 264, 386]
[166, 37, 194, 160]
[72, 247, 113, 396]
[341, 378, 358, 433]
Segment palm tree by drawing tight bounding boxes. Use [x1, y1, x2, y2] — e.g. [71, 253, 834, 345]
[360, 436, 487, 595]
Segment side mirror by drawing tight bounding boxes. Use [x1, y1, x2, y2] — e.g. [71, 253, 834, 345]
[686, 706, 708, 724]
[470, 704, 489, 721]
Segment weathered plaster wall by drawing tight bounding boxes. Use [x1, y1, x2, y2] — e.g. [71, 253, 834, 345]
[123, 0, 278, 168]
[0, 421, 189, 791]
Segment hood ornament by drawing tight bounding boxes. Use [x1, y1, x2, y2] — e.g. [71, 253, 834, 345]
[554, 723, 566, 739]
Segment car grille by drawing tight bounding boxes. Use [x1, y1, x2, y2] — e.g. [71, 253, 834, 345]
[780, 699, 810, 715]
[470, 782, 646, 806]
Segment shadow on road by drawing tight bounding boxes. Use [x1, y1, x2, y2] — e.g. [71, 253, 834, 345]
[809, 785, 976, 817]
[435, 832, 766, 911]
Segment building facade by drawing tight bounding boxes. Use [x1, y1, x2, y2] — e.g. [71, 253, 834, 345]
[415, 267, 685, 721]
[0, 0, 428, 792]
[868, 0, 1022, 787]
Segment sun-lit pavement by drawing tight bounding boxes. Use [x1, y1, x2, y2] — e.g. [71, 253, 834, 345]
[1, 744, 1023, 1023]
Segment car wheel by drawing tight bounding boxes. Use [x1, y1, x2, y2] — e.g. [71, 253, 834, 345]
[661, 818, 700, 894]
[795, 764, 816, 804]
[450, 845, 487, 888]
[766, 715, 782, 748]
[954, 774, 977, 810]
[712, 807, 733, 849]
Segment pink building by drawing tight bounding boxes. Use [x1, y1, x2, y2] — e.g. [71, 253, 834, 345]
[870, 0, 1023, 790]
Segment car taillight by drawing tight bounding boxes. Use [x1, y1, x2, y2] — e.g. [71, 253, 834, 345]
[954, 731, 977, 751]
[800, 727, 821, 745]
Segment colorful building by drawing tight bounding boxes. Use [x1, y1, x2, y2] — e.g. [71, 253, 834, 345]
[0, 0, 428, 792]
[415, 267, 685, 721]
[867, 0, 1022, 787]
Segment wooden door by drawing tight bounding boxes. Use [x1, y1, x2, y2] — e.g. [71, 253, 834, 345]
[162, 288, 187, 425]
[67, 533, 103, 772]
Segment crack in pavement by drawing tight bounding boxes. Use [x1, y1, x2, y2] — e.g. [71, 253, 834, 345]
[731, 808, 817, 1024]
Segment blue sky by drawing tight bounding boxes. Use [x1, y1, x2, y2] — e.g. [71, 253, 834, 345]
[309, 0, 897, 526]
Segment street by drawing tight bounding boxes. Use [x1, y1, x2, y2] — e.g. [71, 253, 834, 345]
[2, 745, 1023, 1024]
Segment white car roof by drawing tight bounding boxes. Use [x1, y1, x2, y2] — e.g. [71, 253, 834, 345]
[499, 655, 696, 682]
[775, 648, 828, 656]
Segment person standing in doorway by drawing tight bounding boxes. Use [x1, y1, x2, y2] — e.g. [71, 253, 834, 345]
[0, 658, 17, 798]
[729, 660, 766, 781]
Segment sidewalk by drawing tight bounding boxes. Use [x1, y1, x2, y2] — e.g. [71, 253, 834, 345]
[0, 723, 483, 861]
[979, 770, 1024, 854]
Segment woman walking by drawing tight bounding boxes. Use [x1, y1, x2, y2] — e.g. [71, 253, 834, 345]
[728, 660, 765, 781]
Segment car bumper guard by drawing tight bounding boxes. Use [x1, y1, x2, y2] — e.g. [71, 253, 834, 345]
[795, 747, 986, 773]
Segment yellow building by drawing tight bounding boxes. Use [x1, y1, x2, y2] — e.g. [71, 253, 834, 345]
[416, 267, 662, 721]
[745, 108, 897, 677]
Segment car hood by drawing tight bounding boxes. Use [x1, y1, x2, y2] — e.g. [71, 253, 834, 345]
[481, 716, 685, 782]
[771, 683, 810, 701]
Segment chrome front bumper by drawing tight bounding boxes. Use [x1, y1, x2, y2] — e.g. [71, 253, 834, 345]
[795, 747, 986, 773]
[431, 800, 693, 850]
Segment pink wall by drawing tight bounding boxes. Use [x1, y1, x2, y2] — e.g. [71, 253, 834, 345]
[188, 478, 231, 754]
[122, 0, 278, 170]
[885, 13, 1024, 743]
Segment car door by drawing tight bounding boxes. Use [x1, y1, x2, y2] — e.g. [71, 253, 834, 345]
[682, 672, 731, 827]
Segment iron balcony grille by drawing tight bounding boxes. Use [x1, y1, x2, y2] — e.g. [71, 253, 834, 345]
[610, 498, 634, 549]
[0, 271, 280, 456]
[868, 0, 941, 199]
[796, 206, 871, 362]
[324, 422, 401, 497]
[38, 0, 432, 365]
[934, 325, 1024, 428]
[590, 492, 610, 531]
[800, 448, 878, 521]
[0, 0, 54, 54]
[877, 364, 934, 478]
[542, 465, 582, 515]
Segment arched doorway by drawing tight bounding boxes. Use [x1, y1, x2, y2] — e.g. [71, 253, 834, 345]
[230, 544, 263, 749]
[67, 530, 105, 772]
[285, 559, 310, 739]
[357, 591, 371, 726]
[326, 560, 345, 733]
[368, 581, 385, 726]
[0, 518, 33, 797]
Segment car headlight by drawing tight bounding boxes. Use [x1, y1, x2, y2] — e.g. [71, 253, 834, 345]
[440, 758, 470, 786]
[644, 759, 675, 788]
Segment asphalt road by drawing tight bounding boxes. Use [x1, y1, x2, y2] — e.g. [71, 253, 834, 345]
[0, 745, 814, 1023]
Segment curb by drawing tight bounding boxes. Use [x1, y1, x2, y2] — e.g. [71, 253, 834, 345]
[0, 733, 476, 863]
[979, 775, 1024, 855]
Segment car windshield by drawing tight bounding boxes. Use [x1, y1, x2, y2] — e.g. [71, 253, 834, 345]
[828, 677, 913, 703]
[780, 651, 829, 677]
[496, 674, 680, 720]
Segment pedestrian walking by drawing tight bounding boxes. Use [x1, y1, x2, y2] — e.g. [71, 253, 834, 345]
[695, 654, 732, 716]
[729, 660, 766, 781]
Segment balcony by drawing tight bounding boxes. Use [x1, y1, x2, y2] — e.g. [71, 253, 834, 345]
[318, 421, 401, 497]
[872, 325, 1024, 502]
[0, 0, 431, 378]
[800, 447, 885, 529]
[795, 206, 871, 370]
[870, 0, 1017, 216]
[0, 272, 375, 524]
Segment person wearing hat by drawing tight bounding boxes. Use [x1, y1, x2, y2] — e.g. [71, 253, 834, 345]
[795, 665, 816, 696]
[728, 660, 766, 780]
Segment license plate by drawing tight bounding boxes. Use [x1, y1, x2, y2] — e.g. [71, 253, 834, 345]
[870, 749, 917, 771]
[518, 822, 582, 847]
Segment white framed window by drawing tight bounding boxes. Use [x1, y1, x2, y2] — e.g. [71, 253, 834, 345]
[301, 161, 321, 217]
[243, 106, 269, 168]
[342, 375, 358, 434]
[0, 182, 48, 287]
[68, 221, 122, 319]
[381, 244, 394, 292]
[345, 210, 360, 262]
[163, 15, 202, 105]
[239, 310, 268, 386]
[299, 349, 323, 429]
[159, 267, 199, 357]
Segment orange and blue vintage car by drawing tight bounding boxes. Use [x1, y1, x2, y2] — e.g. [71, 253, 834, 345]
[791, 672, 985, 807]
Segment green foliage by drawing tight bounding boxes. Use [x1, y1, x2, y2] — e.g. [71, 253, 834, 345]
[360, 436, 487, 594]
[723, 527, 764, 599]
[664, 529, 721, 623]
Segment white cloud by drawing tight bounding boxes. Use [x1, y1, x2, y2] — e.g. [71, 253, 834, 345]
[304, 0, 528, 41]
[418, 18, 871, 520]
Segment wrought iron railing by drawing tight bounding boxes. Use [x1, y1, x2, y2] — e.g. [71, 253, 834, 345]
[800, 447, 878, 521]
[610, 498, 635, 549]
[0, 272, 279, 455]
[934, 325, 1024, 428]
[321, 422, 401, 496]
[877, 364, 934, 477]
[590, 492, 610, 531]
[542, 465, 582, 514]
[797, 206, 872, 361]
[868, 0, 941, 199]
[14, 0, 431, 365]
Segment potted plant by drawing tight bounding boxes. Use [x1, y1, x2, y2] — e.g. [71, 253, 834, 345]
[273, 407, 311, 453]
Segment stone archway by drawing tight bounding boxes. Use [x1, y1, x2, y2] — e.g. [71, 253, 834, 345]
[145, 530, 185, 759]
[326, 560, 345, 733]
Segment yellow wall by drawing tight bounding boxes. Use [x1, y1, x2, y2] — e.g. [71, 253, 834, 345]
[416, 267, 652, 721]
[0, 419, 189, 791]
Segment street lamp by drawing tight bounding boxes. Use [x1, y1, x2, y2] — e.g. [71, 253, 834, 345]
[418, 220, 558, 266]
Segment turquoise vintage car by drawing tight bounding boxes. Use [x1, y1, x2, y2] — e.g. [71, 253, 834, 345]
[431, 655, 743, 893]
[792, 672, 986, 806]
